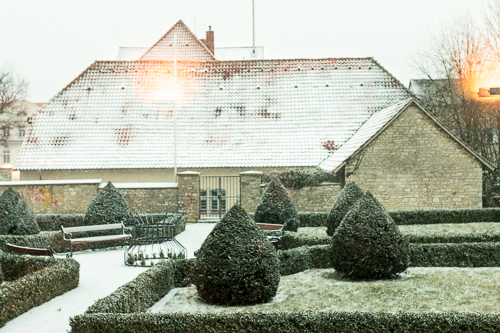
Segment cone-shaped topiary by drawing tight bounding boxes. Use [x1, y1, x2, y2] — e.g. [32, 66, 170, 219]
[0, 187, 39, 235]
[331, 191, 409, 280]
[84, 182, 133, 225]
[254, 177, 299, 231]
[193, 204, 280, 305]
[326, 182, 364, 236]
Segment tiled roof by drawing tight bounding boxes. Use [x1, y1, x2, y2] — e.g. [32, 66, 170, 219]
[116, 47, 149, 61]
[15, 58, 411, 170]
[319, 98, 413, 172]
[215, 47, 264, 60]
[140, 20, 215, 61]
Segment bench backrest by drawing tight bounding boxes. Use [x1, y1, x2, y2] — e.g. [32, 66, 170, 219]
[62, 223, 123, 234]
[7, 243, 54, 257]
[256, 223, 284, 231]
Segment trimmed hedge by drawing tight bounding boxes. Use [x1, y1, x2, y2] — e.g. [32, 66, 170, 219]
[260, 167, 339, 189]
[0, 253, 79, 328]
[410, 243, 500, 267]
[0, 187, 39, 235]
[283, 230, 500, 249]
[85, 182, 133, 226]
[193, 205, 280, 305]
[326, 182, 364, 236]
[36, 214, 85, 231]
[390, 208, 500, 225]
[296, 208, 500, 228]
[70, 312, 500, 333]
[254, 178, 299, 231]
[278, 243, 500, 272]
[278, 245, 331, 276]
[85, 259, 192, 314]
[330, 192, 409, 279]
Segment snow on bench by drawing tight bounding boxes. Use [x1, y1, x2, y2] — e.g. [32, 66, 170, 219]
[61, 222, 132, 257]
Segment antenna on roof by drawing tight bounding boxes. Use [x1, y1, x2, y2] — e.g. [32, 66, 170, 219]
[173, 33, 178, 182]
[252, 0, 256, 57]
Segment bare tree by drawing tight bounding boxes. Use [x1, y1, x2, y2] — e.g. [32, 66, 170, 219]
[0, 66, 29, 145]
[411, 14, 500, 206]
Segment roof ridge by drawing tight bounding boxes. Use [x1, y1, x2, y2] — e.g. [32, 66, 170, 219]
[368, 58, 416, 98]
[139, 20, 216, 61]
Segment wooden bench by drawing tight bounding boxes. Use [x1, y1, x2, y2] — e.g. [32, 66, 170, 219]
[61, 222, 132, 257]
[257, 223, 284, 250]
[6, 243, 54, 257]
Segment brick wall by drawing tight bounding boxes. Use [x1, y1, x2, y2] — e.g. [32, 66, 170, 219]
[346, 105, 483, 210]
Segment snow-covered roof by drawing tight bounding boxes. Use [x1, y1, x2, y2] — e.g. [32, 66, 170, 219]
[15, 57, 411, 171]
[319, 99, 413, 172]
[214, 47, 264, 60]
[140, 20, 215, 61]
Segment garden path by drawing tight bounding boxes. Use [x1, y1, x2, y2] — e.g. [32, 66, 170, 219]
[0, 223, 216, 333]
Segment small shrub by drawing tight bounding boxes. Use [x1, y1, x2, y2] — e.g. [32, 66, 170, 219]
[0, 187, 39, 235]
[326, 182, 364, 236]
[84, 182, 133, 226]
[261, 167, 339, 189]
[331, 192, 409, 280]
[254, 178, 299, 231]
[193, 205, 280, 306]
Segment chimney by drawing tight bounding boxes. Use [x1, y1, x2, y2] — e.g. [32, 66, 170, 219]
[201, 26, 214, 54]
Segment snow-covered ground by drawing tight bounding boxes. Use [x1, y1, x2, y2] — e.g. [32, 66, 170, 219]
[0, 223, 215, 333]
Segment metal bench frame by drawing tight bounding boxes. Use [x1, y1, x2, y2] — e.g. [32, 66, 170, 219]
[61, 222, 132, 257]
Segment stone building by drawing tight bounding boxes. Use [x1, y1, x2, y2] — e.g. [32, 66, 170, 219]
[12, 20, 495, 210]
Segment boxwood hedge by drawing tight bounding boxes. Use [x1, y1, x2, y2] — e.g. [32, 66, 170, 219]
[0, 253, 79, 328]
[0, 187, 39, 235]
[296, 208, 500, 228]
[254, 178, 299, 231]
[70, 311, 500, 333]
[283, 230, 500, 249]
[193, 205, 280, 306]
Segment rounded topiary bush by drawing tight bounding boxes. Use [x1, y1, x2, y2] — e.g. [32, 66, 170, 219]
[193, 204, 280, 305]
[84, 182, 133, 225]
[254, 177, 299, 231]
[326, 182, 364, 236]
[331, 191, 409, 280]
[0, 187, 39, 235]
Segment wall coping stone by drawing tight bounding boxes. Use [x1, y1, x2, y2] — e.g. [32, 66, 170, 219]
[0, 179, 102, 186]
[177, 171, 201, 176]
[240, 171, 263, 175]
[261, 182, 342, 187]
[99, 182, 178, 189]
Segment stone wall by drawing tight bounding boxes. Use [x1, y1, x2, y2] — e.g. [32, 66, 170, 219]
[288, 183, 342, 212]
[0, 180, 100, 214]
[240, 171, 263, 213]
[346, 104, 483, 210]
[116, 188, 177, 214]
[177, 172, 200, 223]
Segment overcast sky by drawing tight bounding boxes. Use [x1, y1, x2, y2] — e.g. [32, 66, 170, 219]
[0, 0, 489, 102]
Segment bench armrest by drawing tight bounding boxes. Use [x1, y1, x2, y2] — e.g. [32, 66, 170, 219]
[121, 222, 132, 234]
[61, 225, 73, 241]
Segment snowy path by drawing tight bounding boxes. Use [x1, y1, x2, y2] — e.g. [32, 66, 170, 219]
[0, 223, 215, 333]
